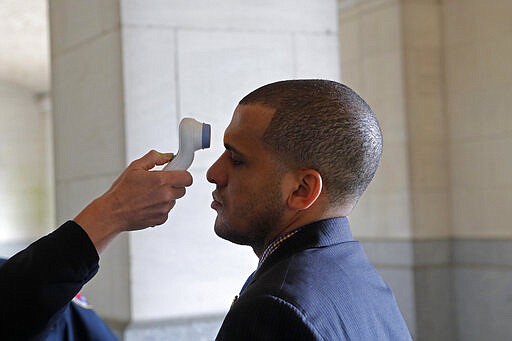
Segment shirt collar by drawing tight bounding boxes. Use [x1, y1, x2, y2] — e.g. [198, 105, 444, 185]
[257, 217, 352, 270]
[257, 226, 306, 269]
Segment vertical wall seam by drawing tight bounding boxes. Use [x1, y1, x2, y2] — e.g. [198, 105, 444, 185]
[174, 28, 182, 120]
[117, 4, 133, 320]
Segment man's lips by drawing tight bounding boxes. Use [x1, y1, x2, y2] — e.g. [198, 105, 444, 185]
[211, 192, 223, 210]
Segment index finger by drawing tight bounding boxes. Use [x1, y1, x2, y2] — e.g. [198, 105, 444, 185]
[133, 150, 174, 171]
[158, 170, 193, 188]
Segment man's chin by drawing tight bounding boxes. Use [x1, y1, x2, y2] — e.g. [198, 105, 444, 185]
[214, 223, 250, 246]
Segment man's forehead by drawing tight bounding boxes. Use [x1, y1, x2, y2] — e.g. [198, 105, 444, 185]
[227, 103, 274, 133]
[223, 104, 274, 151]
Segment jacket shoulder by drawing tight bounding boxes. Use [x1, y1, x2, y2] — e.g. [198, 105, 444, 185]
[241, 243, 411, 340]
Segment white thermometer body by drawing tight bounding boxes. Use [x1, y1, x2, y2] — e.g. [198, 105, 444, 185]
[163, 117, 211, 171]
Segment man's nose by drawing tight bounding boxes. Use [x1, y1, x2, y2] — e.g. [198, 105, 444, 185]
[206, 154, 224, 185]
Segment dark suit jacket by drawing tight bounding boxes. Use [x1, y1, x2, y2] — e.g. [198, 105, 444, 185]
[216, 217, 412, 340]
[0, 221, 102, 340]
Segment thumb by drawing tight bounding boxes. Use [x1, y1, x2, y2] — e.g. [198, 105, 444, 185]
[134, 150, 174, 171]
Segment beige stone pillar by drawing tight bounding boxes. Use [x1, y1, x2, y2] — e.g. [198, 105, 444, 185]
[338, 0, 450, 338]
[340, 0, 512, 340]
[0, 82, 54, 251]
[339, 0, 450, 241]
[443, 1, 512, 340]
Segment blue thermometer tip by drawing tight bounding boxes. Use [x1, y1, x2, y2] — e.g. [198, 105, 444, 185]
[202, 123, 211, 149]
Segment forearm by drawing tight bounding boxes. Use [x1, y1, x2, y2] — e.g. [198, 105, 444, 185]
[0, 221, 99, 340]
[74, 193, 122, 254]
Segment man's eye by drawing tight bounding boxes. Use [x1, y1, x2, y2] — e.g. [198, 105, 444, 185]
[225, 149, 244, 166]
[231, 158, 243, 166]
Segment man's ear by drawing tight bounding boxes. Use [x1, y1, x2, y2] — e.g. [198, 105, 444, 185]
[286, 169, 323, 211]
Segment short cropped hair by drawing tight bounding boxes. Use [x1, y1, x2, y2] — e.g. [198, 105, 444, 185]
[239, 79, 382, 207]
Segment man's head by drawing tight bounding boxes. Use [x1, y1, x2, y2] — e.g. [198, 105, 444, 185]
[241, 79, 382, 207]
[207, 79, 382, 254]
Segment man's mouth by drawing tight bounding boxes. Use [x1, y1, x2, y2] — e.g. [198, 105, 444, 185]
[211, 191, 223, 210]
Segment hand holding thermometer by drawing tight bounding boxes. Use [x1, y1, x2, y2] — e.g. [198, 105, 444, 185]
[163, 117, 211, 171]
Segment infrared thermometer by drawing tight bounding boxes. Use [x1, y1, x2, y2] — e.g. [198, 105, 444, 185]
[163, 117, 211, 171]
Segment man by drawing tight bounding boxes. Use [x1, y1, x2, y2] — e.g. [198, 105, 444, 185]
[0, 150, 192, 340]
[207, 80, 411, 340]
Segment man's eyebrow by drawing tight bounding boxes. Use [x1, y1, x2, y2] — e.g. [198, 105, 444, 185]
[224, 143, 245, 156]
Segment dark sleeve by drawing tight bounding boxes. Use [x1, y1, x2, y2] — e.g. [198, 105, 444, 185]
[216, 295, 323, 341]
[0, 221, 100, 340]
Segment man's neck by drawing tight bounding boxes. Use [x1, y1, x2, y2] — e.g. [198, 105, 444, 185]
[251, 193, 354, 258]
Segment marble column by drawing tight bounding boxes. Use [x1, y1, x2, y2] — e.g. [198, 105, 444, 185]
[339, 0, 512, 340]
[444, 0, 512, 340]
[0, 81, 54, 257]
